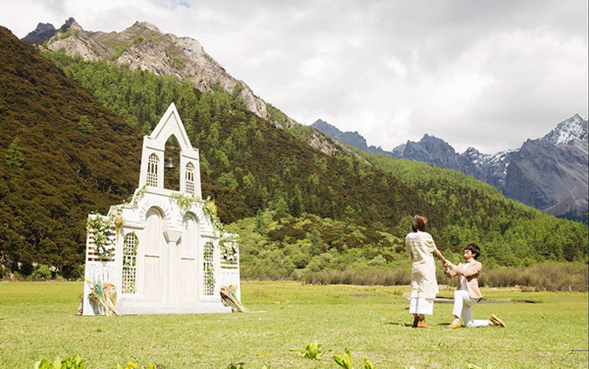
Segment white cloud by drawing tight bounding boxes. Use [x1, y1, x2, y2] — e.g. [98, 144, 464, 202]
[1, 0, 586, 154]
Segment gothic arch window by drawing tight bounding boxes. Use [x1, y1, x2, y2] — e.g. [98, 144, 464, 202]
[122, 232, 138, 294]
[147, 153, 159, 187]
[185, 163, 195, 195]
[164, 135, 180, 191]
[203, 241, 215, 296]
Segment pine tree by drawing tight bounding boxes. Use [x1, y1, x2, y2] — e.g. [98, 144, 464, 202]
[5, 138, 24, 169]
[77, 115, 93, 134]
[290, 185, 303, 218]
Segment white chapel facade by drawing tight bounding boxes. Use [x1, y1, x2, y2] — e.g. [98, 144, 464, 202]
[82, 103, 239, 315]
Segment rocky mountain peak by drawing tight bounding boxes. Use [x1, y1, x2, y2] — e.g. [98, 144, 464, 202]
[463, 146, 480, 156]
[315, 116, 587, 220]
[22, 22, 55, 44]
[131, 21, 162, 33]
[403, 134, 460, 171]
[312, 119, 367, 147]
[117, 21, 165, 44]
[543, 114, 588, 145]
[25, 19, 344, 159]
[22, 17, 76, 44]
[60, 17, 76, 32]
[312, 119, 389, 156]
[39, 20, 271, 119]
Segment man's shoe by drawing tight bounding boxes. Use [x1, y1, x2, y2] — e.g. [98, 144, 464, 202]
[446, 322, 461, 329]
[490, 314, 506, 327]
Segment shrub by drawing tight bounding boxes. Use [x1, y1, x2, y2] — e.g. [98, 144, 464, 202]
[31, 264, 52, 280]
[479, 262, 588, 292]
[302, 268, 411, 286]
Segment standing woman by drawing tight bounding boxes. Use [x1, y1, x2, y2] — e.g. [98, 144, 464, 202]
[405, 214, 446, 328]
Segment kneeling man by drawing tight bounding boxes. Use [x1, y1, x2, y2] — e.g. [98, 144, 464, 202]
[444, 244, 505, 328]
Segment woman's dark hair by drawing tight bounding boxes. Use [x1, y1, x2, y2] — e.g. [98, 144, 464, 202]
[412, 214, 428, 232]
[465, 243, 481, 259]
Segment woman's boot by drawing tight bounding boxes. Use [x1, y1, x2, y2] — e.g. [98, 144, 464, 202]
[412, 315, 419, 328]
[417, 315, 432, 328]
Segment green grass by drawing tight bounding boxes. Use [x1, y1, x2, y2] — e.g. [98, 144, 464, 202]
[0, 281, 587, 368]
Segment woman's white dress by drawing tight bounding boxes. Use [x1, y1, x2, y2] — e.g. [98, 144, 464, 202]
[405, 231, 439, 299]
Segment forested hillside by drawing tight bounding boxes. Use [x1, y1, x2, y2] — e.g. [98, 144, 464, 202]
[0, 26, 140, 277]
[0, 27, 248, 278]
[358, 150, 588, 265]
[37, 49, 588, 279]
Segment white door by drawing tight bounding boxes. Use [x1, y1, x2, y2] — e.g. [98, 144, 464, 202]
[143, 208, 165, 302]
[179, 214, 199, 302]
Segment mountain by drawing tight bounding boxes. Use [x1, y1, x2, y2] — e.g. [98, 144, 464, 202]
[38, 19, 266, 120]
[312, 119, 390, 156]
[544, 114, 588, 144]
[22, 17, 76, 44]
[28, 18, 343, 156]
[504, 137, 588, 219]
[401, 134, 462, 171]
[313, 115, 588, 220]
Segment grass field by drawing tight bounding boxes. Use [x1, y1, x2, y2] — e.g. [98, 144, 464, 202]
[0, 281, 587, 368]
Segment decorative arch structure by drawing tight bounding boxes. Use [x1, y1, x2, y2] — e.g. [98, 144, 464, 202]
[82, 103, 239, 315]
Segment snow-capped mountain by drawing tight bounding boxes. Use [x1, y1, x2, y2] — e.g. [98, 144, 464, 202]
[313, 115, 589, 220]
[543, 114, 588, 145]
[459, 147, 514, 189]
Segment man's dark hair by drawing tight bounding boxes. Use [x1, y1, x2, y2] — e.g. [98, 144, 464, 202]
[465, 243, 481, 259]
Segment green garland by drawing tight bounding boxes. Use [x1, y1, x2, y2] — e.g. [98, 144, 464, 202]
[86, 213, 116, 257]
[204, 244, 216, 294]
[220, 237, 239, 263]
[170, 193, 225, 235]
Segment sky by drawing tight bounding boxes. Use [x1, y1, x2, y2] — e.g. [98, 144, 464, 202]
[1, 0, 587, 154]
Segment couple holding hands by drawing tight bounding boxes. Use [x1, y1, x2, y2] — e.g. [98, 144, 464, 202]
[405, 214, 506, 329]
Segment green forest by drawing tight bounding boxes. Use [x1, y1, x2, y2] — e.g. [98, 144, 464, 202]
[1, 26, 587, 282]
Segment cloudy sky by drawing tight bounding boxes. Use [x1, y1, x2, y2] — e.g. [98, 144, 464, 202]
[1, 0, 587, 154]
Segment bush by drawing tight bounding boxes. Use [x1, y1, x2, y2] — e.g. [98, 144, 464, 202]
[31, 264, 52, 280]
[302, 268, 411, 286]
[479, 262, 588, 292]
[299, 262, 588, 292]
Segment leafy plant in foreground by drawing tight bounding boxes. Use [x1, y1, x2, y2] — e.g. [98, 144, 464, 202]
[34, 354, 85, 369]
[292, 341, 324, 359]
[333, 349, 376, 369]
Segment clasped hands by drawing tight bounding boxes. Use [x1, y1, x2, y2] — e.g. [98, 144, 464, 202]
[441, 258, 455, 271]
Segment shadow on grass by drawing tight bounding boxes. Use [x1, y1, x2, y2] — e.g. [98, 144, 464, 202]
[384, 321, 411, 327]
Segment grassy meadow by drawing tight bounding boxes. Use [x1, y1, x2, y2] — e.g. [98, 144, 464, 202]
[0, 281, 587, 368]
